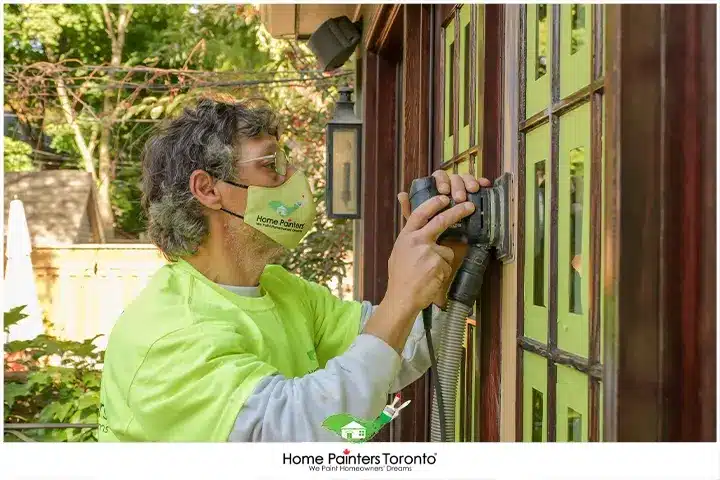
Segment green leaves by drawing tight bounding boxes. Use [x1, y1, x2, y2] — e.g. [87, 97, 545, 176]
[4, 305, 30, 332]
[4, 306, 103, 442]
[4, 382, 31, 408]
[3, 138, 35, 172]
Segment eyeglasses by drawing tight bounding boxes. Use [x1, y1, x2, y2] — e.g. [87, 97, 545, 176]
[237, 150, 289, 176]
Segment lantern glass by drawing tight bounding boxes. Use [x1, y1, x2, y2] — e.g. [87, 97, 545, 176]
[329, 126, 360, 217]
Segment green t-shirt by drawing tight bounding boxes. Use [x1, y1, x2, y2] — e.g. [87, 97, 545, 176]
[98, 259, 362, 442]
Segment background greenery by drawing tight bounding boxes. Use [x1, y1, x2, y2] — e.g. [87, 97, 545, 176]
[4, 3, 353, 288]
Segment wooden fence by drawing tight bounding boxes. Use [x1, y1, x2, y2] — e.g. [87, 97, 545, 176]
[30, 244, 167, 348]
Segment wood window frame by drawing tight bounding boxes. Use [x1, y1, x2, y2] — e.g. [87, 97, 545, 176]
[432, 4, 504, 442]
[516, 4, 605, 442]
[514, 3, 716, 443]
[359, 5, 404, 443]
[603, 3, 716, 441]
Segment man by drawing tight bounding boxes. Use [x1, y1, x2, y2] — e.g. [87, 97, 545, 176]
[98, 98, 490, 442]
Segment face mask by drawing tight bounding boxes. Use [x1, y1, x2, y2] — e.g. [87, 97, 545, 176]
[220, 171, 316, 249]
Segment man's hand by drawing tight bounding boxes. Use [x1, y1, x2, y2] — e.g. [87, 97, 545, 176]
[365, 192, 477, 353]
[397, 170, 492, 308]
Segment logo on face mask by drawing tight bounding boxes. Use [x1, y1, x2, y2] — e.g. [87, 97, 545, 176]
[253, 196, 308, 233]
[239, 172, 315, 249]
[268, 199, 305, 217]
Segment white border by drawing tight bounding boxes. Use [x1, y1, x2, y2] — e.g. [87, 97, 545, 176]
[1, 442, 719, 479]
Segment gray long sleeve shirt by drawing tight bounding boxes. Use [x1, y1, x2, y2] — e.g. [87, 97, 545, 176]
[218, 283, 445, 442]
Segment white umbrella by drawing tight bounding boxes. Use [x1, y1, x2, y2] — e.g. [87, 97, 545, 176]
[4, 198, 44, 342]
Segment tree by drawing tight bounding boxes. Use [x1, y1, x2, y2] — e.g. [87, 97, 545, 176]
[4, 4, 275, 238]
[4, 4, 354, 290]
[4, 137, 34, 172]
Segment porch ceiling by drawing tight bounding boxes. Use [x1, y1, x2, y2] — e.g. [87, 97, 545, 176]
[258, 4, 360, 40]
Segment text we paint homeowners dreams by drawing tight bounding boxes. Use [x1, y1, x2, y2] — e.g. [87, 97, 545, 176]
[282, 451, 438, 473]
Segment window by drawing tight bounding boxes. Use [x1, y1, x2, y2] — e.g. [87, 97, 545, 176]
[442, 5, 484, 177]
[439, 5, 486, 441]
[518, 5, 605, 442]
[523, 353, 547, 442]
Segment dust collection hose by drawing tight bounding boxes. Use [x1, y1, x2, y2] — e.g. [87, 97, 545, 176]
[425, 244, 491, 442]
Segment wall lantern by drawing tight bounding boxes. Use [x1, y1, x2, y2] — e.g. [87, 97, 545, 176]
[326, 86, 362, 219]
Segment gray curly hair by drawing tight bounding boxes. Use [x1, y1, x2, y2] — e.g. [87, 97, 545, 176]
[141, 97, 279, 260]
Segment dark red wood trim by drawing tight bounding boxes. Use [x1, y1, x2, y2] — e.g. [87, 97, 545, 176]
[588, 2, 604, 444]
[360, 52, 398, 312]
[453, 12, 460, 159]
[364, 52, 399, 444]
[603, 4, 717, 442]
[397, 4, 432, 443]
[665, 3, 717, 442]
[459, 332, 467, 441]
[602, 3, 621, 443]
[439, 4, 456, 26]
[519, 80, 604, 132]
[546, 3, 561, 444]
[467, 323, 475, 441]
[378, 5, 402, 48]
[365, 5, 394, 52]
[515, 4, 528, 443]
[697, 3, 717, 443]
[469, 4, 477, 169]
[402, 4, 432, 192]
[377, 5, 404, 62]
[518, 337, 603, 379]
[360, 52, 379, 305]
[477, 4, 503, 443]
[433, 7, 445, 170]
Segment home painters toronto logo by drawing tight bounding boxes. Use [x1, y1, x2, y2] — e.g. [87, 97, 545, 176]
[282, 449, 437, 473]
[256, 197, 307, 232]
[322, 395, 410, 443]
[268, 199, 304, 217]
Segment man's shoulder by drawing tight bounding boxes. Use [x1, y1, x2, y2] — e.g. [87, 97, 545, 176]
[107, 265, 195, 351]
[262, 264, 326, 293]
[262, 264, 308, 291]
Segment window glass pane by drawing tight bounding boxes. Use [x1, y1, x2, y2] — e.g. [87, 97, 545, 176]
[569, 146, 584, 314]
[534, 160, 547, 307]
[571, 5, 587, 55]
[532, 388, 544, 442]
[567, 407, 582, 441]
[535, 4, 548, 79]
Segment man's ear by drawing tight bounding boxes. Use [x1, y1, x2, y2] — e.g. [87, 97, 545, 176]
[189, 170, 222, 210]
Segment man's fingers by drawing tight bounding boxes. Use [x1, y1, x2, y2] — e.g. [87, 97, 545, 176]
[420, 201, 475, 241]
[432, 244, 455, 264]
[477, 176, 492, 187]
[397, 192, 411, 221]
[432, 170, 451, 195]
[403, 194, 451, 232]
[450, 174, 467, 202]
[461, 174, 481, 192]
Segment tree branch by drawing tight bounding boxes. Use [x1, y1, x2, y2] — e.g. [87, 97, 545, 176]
[100, 5, 116, 46]
[87, 122, 100, 158]
[54, 75, 97, 179]
[115, 6, 133, 63]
